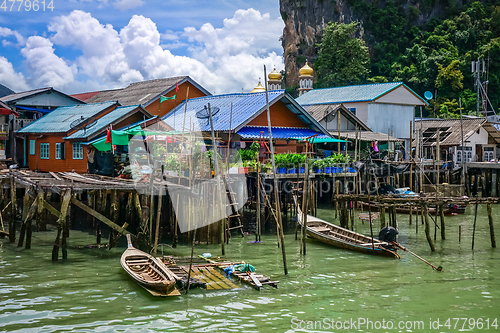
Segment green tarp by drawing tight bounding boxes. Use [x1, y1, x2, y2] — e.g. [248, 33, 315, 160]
[91, 127, 184, 151]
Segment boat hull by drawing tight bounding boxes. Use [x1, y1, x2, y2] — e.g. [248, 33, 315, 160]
[121, 236, 179, 296]
[296, 199, 400, 259]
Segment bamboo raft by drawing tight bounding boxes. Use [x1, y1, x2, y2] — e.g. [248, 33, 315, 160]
[121, 235, 181, 296]
[161, 256, 279, 291]
[297, 200, 400, 258]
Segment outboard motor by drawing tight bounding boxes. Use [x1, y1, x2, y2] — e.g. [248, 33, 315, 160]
[378, 226, 399, 244]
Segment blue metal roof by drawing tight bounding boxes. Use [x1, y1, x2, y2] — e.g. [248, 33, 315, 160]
[18, 101, 117, 134]
[238, 126, 330, 140]
[296, 82, 426, 105]
[64, 105, 143, 140]
[161, 90, 330, 136]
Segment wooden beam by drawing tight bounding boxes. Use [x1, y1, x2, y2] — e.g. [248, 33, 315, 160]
[70, 197, 134, 236]
[49, 172, 62, 181]
[41, 199, 61, 219]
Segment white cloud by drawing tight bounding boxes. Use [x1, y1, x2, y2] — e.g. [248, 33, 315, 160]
[0, 56, 29, 91]
[0, 27, 25, 45]
[21, 36, 76, 88]
[113, 0, 144, 10]
[5, 8, 285, 94]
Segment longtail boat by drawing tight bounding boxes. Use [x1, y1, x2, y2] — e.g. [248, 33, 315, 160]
[121, 234, 180, 296]
[296, 199, 400, 258]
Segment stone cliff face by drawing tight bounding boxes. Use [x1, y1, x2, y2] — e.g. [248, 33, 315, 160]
[281, 0, 358, 87]
[280, 0, 467, 88]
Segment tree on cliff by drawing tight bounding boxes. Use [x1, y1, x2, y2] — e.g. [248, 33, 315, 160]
[315, 22, 370, 88]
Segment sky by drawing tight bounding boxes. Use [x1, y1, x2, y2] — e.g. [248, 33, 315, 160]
[0, 0, 284, 95]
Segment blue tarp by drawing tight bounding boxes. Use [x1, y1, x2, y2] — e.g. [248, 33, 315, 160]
[15, 105, 53, 113]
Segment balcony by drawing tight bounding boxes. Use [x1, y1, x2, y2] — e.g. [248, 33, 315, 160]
[13, 119, 35, 132]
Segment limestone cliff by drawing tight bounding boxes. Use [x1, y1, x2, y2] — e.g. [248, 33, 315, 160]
[280, 0, 469, 88]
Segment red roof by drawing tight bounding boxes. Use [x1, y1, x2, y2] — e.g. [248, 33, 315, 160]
[70, 91, 100, 102]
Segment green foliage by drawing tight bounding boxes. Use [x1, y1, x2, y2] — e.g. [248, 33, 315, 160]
[315, 21, 370, 87]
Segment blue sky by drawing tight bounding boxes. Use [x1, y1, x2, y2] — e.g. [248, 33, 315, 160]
[0, 0, 283, 94]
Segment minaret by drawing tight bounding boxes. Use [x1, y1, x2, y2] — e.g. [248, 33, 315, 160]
[268, 68, 282, 90]
[298, 60, 314, 96]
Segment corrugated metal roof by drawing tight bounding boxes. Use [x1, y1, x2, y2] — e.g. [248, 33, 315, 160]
[18, 101, 118, 134]
[162, 90, 286, 132]
[70, 91, 100, 102]
[238, 126, 329, 140]
[303, 104, 371, 131]
[0, 87, 52, 103]
[296, 82, 405, 105]
[84, 76, 210, 107]
[65, 105, 143, 140]
[413, 118, 498, 147]
[338, 131, 403, 142]
[161, 90, 330, 137]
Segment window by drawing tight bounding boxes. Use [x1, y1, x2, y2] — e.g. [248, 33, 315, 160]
[458, 146, 472, 162]
[29, 140, 35, 155]
[348, 108, 356, 115]
[456, 150, 462, 163]
[73, 142, 83, 160]
[40, 143, 49, 159]
[484, 147, 494, 161]
[56, 143, 65, 160]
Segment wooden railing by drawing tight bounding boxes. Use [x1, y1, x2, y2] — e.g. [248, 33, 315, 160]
[0, 123, 9, 135]
[13, 119, 35, 131]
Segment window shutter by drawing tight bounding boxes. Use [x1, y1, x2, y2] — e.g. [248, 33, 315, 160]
[61, 143, 65, 160]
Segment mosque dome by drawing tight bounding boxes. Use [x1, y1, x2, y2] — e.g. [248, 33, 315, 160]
[299, 61, 314, 76]
[268, 68, 282, 81]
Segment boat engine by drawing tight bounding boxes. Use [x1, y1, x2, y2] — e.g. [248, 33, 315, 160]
[378, 226, 398, 243]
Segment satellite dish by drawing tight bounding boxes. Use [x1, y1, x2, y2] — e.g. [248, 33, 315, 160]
[195, 105, 220, 119]
[70, 116, 98, 134]
[424, 91, 433, 100]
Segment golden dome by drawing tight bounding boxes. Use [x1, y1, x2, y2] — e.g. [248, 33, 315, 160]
[299, 61, 314, 76]
[250, 81, 266, 93]
[268, 68, 282, 81]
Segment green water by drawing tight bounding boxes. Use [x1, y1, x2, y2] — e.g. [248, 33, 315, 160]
[0, 205, 499, 332]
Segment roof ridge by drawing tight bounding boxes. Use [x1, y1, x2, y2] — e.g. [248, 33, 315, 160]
[303, 82, 401, 93]
[127, 76, 188, 87]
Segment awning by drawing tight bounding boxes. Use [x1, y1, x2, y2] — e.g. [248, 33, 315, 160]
[0, 107, 19, 117]
[337, 131, 403, 142]
[90, 127, 183, 151]
[238, 126, 331, 140]
[15, 105, 53, 113]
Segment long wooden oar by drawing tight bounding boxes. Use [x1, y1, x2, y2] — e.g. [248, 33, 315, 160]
[393, 242, 443, 271]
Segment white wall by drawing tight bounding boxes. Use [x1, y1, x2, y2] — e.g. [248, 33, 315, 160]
[367, 103, 414, 139]
[452, 126, 493, 163]
[320, 111, 357, 131]
[375, 85, 426, 106]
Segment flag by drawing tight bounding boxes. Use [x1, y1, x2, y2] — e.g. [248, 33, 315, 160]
[160, 95, 176, 103]
[175, 81, 179, 92]
[105, 127, 112, 144]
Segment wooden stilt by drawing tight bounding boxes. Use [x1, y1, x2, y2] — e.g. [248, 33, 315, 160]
[380, 203, 386, 229]
[17, 193, 31, 247]
[52, 190, 71, 261]
[459, 225, 462, 242]
[423, 203, 435, 252]
[440, 203, 445, 240]
[487, 203, 496, 248]
[9, 174, 16, 243]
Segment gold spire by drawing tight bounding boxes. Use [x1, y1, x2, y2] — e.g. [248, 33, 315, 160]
[250, 79, 266, 93]
[268, 67, 282, 81]
[299, 60, 314, 76]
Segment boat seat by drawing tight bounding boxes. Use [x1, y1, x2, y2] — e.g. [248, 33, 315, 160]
[358, 242, 388, 246]
[141, 273, 156, 282]
[309, 226, 331, 233]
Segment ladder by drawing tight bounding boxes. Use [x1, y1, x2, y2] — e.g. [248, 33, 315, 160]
[222, 176, 244, 237]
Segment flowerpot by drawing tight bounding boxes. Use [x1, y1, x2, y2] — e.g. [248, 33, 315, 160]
[325, 167, 332, 174]
[313, 168, 320, 174]
[287, 168, 296, 174]
[337, 167, 343, 173]
[184, 170, 190, 177]
[331, 167, 338, 173]
[277, 167, 287, 174]
[299, 167, 305, 174]
[348, 167, 356, 173]
[238, 167, 249, 174]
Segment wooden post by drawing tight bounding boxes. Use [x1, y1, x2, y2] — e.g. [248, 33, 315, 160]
[487, 203, 496, 248]
[9, 174, 16, 243]
[108, 190, 119, 249]
[301, 142, 310, 255]
[459, 225, 462, 242]
[52, 190, 71, 261]
[423, 203, 435, 251]
[440, 203, 445, 240]
[17, 192, 30, 247]
[380, 202, 386, 229]
[409, 121, 413, 191]
[409, 202, 413, 225]
[436, 129, 440, 185]
[39, 192, 50, 231]
[153, 184, 163, 255]
[256, 166, 261, 242]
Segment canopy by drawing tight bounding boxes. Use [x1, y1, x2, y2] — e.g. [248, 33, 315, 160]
[91, 126, 183, 151]
[304, 137, 347, 143]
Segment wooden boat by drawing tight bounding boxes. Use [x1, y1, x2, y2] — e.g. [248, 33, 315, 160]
[361, 202, 458, 216]
[121, 234, 180, 296]
[296, 198, 400, 258]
